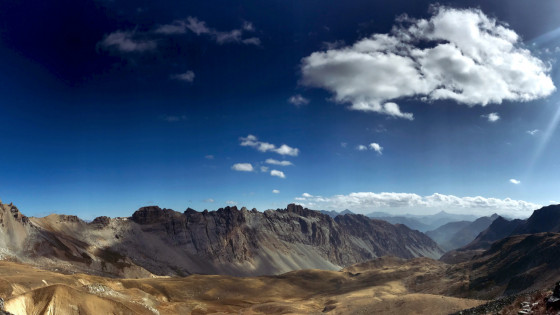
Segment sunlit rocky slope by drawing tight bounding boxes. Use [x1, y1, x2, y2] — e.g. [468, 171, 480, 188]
[0, 201, 443, 277]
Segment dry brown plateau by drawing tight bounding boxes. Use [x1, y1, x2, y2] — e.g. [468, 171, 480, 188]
[0, 257, 483, 315]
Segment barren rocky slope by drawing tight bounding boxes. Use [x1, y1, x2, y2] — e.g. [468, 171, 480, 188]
[0, 201, 443, 277]
[0, 257, 483, 315]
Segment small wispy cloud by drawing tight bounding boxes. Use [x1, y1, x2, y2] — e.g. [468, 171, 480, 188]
[510, 179, 521, 185]
[356, 142, 383, 154]
[243, 21, 255, 31]
[204, 198, 215, 203]
[171, 70, 195, 82]
[265, 159, 293, 166]
[270, 170, 286, 178]
[98, 30, 157, 53]
[205, 155, 214, 160]
[231, 163, 254, 172]
[226, 200, 236, 205]
[369, 143, 383, 155]
[260, 166, 269, 172]
[240, 135, 299, 156]
[483, 112, 500, 122]
[526, 129, 540, 136]
[156, 17, 260, 46]
[288, 94, 310, 106]
[272, 189, 280, 194]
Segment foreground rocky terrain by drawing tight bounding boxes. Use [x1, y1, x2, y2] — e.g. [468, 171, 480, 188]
[0, 201, 443, 277]
[0, 257, 483, 315]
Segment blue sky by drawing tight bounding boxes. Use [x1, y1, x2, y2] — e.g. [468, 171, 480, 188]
[1, 0, 559, 219]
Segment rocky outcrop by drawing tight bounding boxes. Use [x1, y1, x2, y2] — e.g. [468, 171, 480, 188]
[89, 216, 110, 228]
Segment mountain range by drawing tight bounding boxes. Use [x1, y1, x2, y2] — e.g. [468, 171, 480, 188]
[367, 211, 479, 232]
[426, 214, 499, 251]
[0, 201, 443, 277]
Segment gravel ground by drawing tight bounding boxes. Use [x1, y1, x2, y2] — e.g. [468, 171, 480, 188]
[450, 291, 540, 315]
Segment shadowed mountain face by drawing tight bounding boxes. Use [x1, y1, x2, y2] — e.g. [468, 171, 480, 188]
[426, 214, 498, 251]
[465, 232, 560, 297]
[460, 216, 524, 251]
[0, 201, 443, 277]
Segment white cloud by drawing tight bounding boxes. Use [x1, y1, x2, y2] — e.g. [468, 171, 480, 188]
[185, 17, 210, 35]
[272, 189, 280, 194]
[204, 198, 215, 203]
[154, 20, 190, 35]
[156, 17, 260, 46]
[302, 193, 314, 198]
[483, 112, 500, 122]
[527, 129, 540, 135]
[226, 200, 236, 205]
[242, 37, 261, 46]
[341, 142, 348, 148]
[171, 71, 195, 82]
[231, 163, 254, 172]
[295, 192, 539, 218]
[288, 94, 310, 106]
[265, 159, 293, 166]
[260, 166, 269, 172]
[510, 179, 521, 184]
[357, 143, 383, 154]
[243, 21, 255, 32]
[300, 7, 555, 119]
[205, 155, 214, 160]
[240, 135, 299, 156]
[369, 143, 383, 155]
[98, 30, 157, 53]
[270, 170, 286, 178]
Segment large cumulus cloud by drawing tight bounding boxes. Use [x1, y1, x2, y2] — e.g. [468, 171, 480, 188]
[301, 7, 555, 119]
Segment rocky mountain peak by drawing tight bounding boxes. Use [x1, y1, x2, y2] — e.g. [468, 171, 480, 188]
[89, 216, 111, 228]
[0, 202, 29, 224]
[131, 206, 181, 224]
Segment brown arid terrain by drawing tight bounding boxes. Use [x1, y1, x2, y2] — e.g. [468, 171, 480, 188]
[0, 257, 484, 315]
[4, 200, 560, 314]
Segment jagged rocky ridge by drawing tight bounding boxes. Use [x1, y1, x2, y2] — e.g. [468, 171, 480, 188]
[0, 201, 443, 277]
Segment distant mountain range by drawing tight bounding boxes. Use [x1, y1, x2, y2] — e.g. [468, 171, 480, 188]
[442, 204, 560, 264]
[366, 210, 479, 232]
[319, 209, 355, 218]
[0, 201, 443, 277]
[426, 214, 498, 251]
